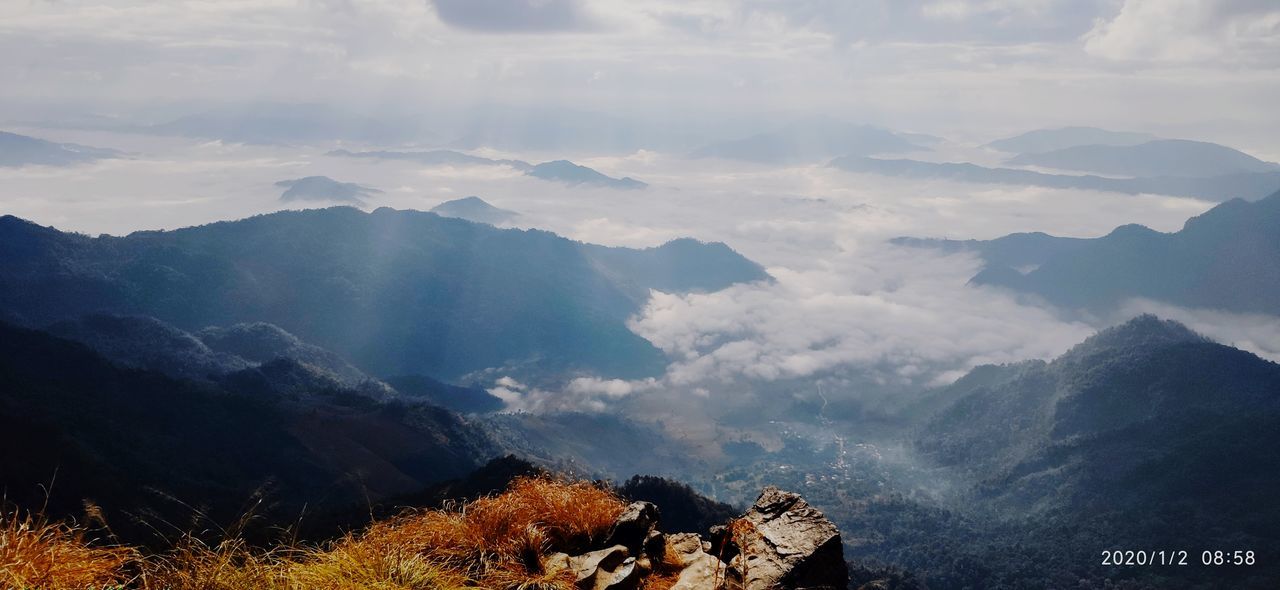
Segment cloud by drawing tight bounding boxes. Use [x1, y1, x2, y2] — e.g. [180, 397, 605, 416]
[429, 0, 594, 32]
[488, 375, 658, 412]
[1083, 0, 1280, 64]
[628, 246, 1098, 388]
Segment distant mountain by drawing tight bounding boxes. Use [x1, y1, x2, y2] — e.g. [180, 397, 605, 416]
[0, 208, 767, 380]
[692, 118, 924, 164]
[910, 316, 1280, 587]
[328, 149, 647, 190]
[0, 130, 123, 167]
[581, 238, 774, 297]
[829, 155, 1280, 202]
[1007, 139, 1280, 178]
[890, 232, 1090, 271]
[326, 148, 533, 171]
[430, 196, 519, 225]
[969, 189, 1280, 315]
[985, 126, 1158, 154]
[526, 160, 648, 189]
[276, 176, 382, 204]
[0, 320, 496, 542]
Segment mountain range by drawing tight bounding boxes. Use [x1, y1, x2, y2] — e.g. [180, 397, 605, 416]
[328, 148, 647, 189]
[830, 155, 1280, 202]
[948, 189, 1280, 315]
[0, 207, 766, 380]
[0, 130, 124, 167]
[985, 126, 1159, 153]
[1007, 139, 1279, 178]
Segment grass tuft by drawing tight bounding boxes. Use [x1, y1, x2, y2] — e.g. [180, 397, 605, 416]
[0, 506, 135, 590]
[3, 476, 630, 590]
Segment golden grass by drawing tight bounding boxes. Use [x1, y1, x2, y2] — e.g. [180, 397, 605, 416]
[3, 477, 631, 590]
[0, 507, 135, 590]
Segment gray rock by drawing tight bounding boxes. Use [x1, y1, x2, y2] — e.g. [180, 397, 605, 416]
[568, 545, 640, 590]
[726, 486, 848, 590]
[606, 501, 661, 554]
[667, 533, 726, 590]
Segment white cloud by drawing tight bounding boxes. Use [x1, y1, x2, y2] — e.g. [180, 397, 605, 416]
[1083, 0, 1280, 64]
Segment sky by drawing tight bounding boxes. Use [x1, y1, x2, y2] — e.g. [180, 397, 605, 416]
[3, 0, 1280, 420]
[2, 0, 1279, 151]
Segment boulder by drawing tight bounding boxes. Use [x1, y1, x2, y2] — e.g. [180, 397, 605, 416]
[725, 486, 847, 590]
[667, 533, 726, 590]
[606, 501, 662, 554]
[567, 545, 640, 590]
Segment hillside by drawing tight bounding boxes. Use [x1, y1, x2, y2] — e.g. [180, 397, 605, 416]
[0, 208, 767, 380]
[0, 320, 496, 541]
[902, 316, 1280, 586]
[969, 189, 1280, 314]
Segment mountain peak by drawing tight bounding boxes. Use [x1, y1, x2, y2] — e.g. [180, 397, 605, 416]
[430, 196, 519, 225]
[1060, 315, 1207, 362]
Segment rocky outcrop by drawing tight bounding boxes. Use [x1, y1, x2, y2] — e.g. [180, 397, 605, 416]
[726, 487, 848, 589]
[557, 488, 846, 590]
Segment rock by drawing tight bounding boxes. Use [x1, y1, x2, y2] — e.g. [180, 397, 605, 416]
[725, 486, 848, 590]
[606, 501, 661, 553]
[667, 535, 725, 590]
[568, 545, 640, 590]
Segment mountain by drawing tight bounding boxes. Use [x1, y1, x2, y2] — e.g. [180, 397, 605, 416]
[326, 148, 533, 171]
[1007, 139, 1280, 178]
[829, 155, 1280, 202]
[0, 208, 767, 380]
[970, 189, 1280, 315]
[275, 176, 382, 204]
[896, 316, 1280, 588]
[692, 118, 924, 164]
[890, 232, 1090, 271]
[45, 314, 252, 381]
[985, 126, 1158, 154]
[429, 196, 519, 225]
[526, 160, 648, 189]
[196, 321, 374, 386]
[0, 320, 497, 542]
[328, 149, 647, 189]
[0, 130, 123, 167]
[581, 238, 773, 296]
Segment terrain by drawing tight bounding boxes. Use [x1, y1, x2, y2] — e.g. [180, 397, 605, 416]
[0, 208, 766, 381]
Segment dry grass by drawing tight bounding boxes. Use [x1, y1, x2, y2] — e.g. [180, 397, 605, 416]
[0, 507, 135, 590]
[3, 477, 631, 590]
